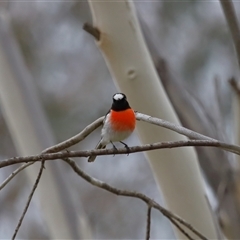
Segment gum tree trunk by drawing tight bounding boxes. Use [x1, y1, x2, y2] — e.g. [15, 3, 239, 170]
[87, 1, 219, 239]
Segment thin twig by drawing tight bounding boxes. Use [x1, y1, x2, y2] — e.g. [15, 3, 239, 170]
[146, 206, 151, 240]
[0, 117, 104, 198]
[135, 112, 215, 141]
[12, 161, 45, 240]
[136, 112, 238, 154]
[0, 162, 33, 191]
[44, 116, 104, 153]
[164, 211, 208, 240]
[62, 157, 208, 240]
[168, 218, 195, 240]
[9, 118, 104, 237]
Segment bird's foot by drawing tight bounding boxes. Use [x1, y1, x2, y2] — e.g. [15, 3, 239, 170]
[111, 141, 118, 156]
[120, 141, 130, 156]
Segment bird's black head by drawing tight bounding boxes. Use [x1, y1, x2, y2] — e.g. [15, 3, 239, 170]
[111, 93, 130, 111]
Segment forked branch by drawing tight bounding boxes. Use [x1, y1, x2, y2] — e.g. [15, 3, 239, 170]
[1, 112, 237, 239]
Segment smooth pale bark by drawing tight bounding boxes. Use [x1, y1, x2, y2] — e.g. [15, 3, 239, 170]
[88, 1, 218, 239]
[0, 14, 88, 239]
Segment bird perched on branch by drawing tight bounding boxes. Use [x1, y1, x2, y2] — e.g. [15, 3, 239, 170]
[88, 93, 136, 162]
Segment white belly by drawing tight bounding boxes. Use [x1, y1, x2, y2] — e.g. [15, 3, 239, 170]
[101, 114, 133, 144]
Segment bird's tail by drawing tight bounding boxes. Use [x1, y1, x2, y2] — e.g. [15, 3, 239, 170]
[88, 140, 106, 162]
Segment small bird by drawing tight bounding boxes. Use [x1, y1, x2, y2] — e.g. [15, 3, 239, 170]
[88, 93, 136, 162]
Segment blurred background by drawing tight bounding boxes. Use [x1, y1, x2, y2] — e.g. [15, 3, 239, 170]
[0, 1, 239, 239]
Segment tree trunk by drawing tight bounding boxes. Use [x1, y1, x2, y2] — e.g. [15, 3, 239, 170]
[88, 1, 219, 239]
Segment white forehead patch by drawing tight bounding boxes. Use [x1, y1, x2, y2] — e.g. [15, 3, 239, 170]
[113, 93, 124, 101]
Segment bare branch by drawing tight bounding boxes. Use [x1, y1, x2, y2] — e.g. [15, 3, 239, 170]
[0, 111, 233, 194]
[0, 117, 104, 198]
[1, 139, 240, 169]
[168, 218, 195, 240]
[12, 161, 45, 240]
[0, 139, 240, 168]
[0, 112, 239, 239]
[8, 112, 99, 236]
[135, 112, 214, 141]
[62, 157, 208, 240]
[44, 116, 104, 153]
[146, 206, 151, 240]
[0, 162, 33, 191]
[44, 111, 219, 159]
[2, 112, 231, 239]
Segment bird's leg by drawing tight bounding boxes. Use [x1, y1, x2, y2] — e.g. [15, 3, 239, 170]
[120, 141, 130, 156]
[110, 141, 118, 156]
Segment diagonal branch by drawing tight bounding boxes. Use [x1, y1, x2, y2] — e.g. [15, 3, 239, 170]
[12, 161, 45, 240]
[0, 162, 33, 191]
[146, 206, 151, 240]
[1, 111, 239, 219]
[2, 112, 235, 239]
[136, 112, 215, 141]
[62, 157, 208, 240]
[44, 116, 103, 153]
[168, 218, 195, 240]
[45, 112, 217, 157]
[0, 117, 104, 199]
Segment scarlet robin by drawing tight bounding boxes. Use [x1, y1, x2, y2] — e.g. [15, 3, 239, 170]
[88, 93, 136, 162]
